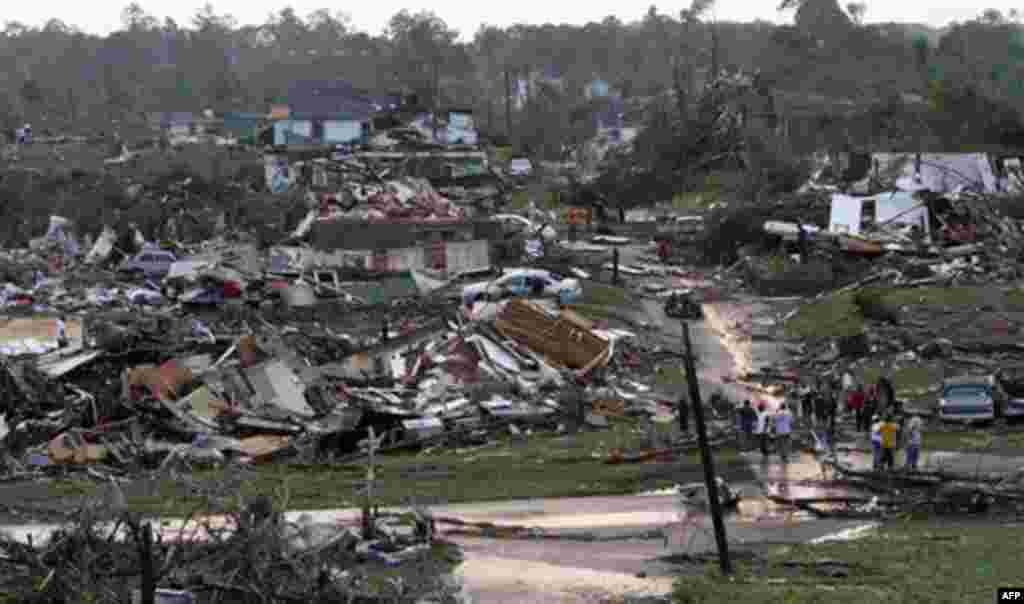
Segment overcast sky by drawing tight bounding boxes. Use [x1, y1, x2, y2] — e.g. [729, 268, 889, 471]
[5, 0, 1002, 39]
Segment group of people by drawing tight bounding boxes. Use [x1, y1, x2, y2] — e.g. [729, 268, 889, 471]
[870, 412, 923, 471]
[723, 372, 923, 471]
[735, 400, 794, 461]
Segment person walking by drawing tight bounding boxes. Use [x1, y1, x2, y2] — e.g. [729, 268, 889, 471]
[870, 415, 882, 470]
[774, 403, 794, 462]
[863, 383, 878, 434]
[848, 385, 866, 432]
[797, 222, 809, 264]
[814, 389, 829, 428]
[904, 414, 923, 471]
[56, 315, 68, 348]
[754, 402, 771, 456]
[738, 400, 758, 450]
[878, 413, 900, 471]
[801, 385, 814, 424]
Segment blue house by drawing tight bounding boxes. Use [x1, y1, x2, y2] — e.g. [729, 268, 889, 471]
[275, 80, 376, 146]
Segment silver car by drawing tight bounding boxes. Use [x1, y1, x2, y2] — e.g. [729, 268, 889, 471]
[938, 375, 1006, 424]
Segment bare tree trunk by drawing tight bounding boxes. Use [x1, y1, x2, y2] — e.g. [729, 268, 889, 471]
[137, 522, 156, 604]
[504, 70, 512, 138]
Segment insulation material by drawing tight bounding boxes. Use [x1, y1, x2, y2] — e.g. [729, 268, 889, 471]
[494, 299, 611, 370]
[245, 360, 315, 417]
[126, 360, 194, 401]
[49, 432, 108, 464]
[238, 435, 291, 460]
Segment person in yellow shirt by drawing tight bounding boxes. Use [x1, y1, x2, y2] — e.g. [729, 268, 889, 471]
[878, 413, 900, 471]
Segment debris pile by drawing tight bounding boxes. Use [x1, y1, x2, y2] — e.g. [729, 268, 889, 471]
[0, 208, 690, 479]
[0, 491, 463, 603]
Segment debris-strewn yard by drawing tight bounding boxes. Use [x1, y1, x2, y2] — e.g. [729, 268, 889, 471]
[673, 518, 1024, 604]
[9, 421, 742, 518]
[784, 286, 1024, 339]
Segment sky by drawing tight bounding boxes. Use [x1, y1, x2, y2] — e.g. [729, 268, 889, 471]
[3, 0, 1007, 40]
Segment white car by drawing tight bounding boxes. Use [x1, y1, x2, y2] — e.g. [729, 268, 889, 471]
[462, 269, 582, 306]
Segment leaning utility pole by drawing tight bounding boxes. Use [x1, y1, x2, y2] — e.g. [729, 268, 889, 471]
[680, 319, 733, 575]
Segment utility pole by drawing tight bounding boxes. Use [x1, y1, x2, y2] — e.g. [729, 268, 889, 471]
[680, 319, 732, 575]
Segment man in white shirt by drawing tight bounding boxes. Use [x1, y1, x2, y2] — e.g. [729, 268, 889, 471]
[56, 316, 68, 348]
[904, 415, 923, 471]
[774, 403, 794, 462]
[870, 415, 882, 470]
[754, 402, 770, 456]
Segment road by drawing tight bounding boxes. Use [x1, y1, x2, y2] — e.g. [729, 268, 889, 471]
[0, 452, 875, 604]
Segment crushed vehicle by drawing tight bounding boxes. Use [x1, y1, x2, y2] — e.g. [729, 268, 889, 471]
[118, 249, 178, 279]
[995, 365, 1024, 421]
[461, 269, 582, 306]
[938, 375, 1006, 423]
[663, 290, 703, 320]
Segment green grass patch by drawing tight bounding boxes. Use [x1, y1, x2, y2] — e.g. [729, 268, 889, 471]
[784, 286, 1024, 339]
[783, 291, 863, 338]
[671, 191, 718, 212]
[493, 146, 514, 164]
[507, 190, 529, 209]
[655, 366, 689, 391]
[673, 518, 1024, 603]
[577, 281, 637, 309]
[920, 430, 996, 453]
[567, 303, 635, 324]
[42, 421, 739, 516]
[857, 364, 944, 399]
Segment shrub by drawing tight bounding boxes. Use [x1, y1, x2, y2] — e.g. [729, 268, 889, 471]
[854, 288, 901, 324]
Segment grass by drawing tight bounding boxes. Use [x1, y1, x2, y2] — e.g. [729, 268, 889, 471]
[857, 364, 944, 399]
[36, 420, 740, 516]
[655, 366, 690, 391]
[507, 190, 529, 209]
[918, 430, 996, 453]
[673, 517, 1024, 604]
[570, 281, 647, 325]
[671, 191, 719, 212]
[784, 290, 863, 338]
[577, 281, 638, 309]
[784, 286, 1024, 339]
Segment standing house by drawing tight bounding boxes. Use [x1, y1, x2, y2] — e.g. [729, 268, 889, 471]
[275, 81, 376, 146]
